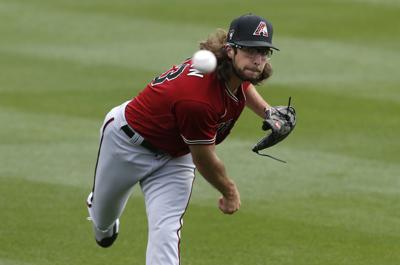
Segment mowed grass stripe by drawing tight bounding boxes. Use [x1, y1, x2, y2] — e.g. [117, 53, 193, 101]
[2, 0, 399, 93]
[0, 49, 150, 110]
[237, 85, 399, 163]
[1, 50, 398, 165]
[271, 37, 400, 86]
[3, 116, 396, 246]
[1, 103, 398, 200]
[0, 107, 100, 188]
[0, 259, 35, 265]
[3, 0, 398, 46]
[0, 103, 398, 187]
[2, 34, 398, 91]
[0, 1, 210, 72]
[2, 12, 399, 88]
[334, 0, 400, 7]
[1, 177, 399, 265]
[0, 177, 148, 265]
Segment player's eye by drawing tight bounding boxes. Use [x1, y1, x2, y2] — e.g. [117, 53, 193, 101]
[241, 47, 273, 58]
[244, 47, 258, 56]
[257, 48, 273, 58]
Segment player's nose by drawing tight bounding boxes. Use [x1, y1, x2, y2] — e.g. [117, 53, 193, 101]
[253, 53, 263, 65]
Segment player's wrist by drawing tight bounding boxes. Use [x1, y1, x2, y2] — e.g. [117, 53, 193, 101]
[264, 105, 276, 118]
[264, 106, 274, 119]
[222, 181, 239, 199]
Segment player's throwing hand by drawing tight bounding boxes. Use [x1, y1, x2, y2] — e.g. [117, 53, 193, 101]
[218, 186, 241, 214]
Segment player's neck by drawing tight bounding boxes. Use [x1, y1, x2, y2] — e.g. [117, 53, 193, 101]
[226, 75, 242, 94]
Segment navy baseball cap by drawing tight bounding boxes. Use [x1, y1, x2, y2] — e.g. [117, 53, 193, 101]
[227, 14, 279, 51]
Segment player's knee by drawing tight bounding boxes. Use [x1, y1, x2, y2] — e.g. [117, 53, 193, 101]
[148, 219, 181, 242]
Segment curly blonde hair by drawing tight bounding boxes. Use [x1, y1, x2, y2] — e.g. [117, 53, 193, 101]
[199, 29, 272, 85]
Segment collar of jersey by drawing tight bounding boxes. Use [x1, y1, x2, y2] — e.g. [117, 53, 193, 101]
[224, 83, 240, 102]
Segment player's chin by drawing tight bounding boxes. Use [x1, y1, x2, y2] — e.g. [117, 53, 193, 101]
[241, 70, 261, 82]
[243, 69, 261, 79]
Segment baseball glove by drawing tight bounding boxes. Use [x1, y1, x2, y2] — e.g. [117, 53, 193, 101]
[252, 97, 296, 162]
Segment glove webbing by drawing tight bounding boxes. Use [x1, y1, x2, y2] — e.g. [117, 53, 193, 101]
[253, 150, 287, 163]
[252, 97, 293, 164]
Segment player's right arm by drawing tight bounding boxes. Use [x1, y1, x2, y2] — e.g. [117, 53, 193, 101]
[175, 99, 240, 214]
[245, 83, 271, 118]
[189, 144, 241, 214]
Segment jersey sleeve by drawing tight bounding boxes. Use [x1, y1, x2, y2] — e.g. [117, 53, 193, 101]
[174, 100, 218, 145]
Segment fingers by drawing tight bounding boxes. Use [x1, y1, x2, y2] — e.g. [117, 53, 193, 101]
[218, 196, 241, 214]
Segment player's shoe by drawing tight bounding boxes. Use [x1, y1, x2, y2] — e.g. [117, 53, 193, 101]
[86, 192, 120, 248]
[95, 219, 120, 248]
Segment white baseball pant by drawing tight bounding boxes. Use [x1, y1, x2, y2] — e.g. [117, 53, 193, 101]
[87, 102, 195, 265]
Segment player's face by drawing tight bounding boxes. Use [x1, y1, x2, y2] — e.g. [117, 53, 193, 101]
[228, 46, 271, 82]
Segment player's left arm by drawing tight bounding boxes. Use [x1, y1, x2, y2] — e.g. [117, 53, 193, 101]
[244, 84, 271, 119]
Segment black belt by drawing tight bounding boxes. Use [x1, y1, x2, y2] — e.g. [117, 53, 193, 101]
[121, 125, 161, 154]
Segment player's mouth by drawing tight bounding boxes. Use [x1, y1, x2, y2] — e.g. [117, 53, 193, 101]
[244, 68, 261, 76]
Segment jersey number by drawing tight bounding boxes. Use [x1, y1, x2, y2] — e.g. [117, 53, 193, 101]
[152, 64, 187, 86]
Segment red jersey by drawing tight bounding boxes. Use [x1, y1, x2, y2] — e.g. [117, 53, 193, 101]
[125, 58, 250, 157]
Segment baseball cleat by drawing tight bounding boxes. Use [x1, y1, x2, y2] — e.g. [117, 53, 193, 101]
[95, 219, 120, 248]
[86, 192, 120, 248]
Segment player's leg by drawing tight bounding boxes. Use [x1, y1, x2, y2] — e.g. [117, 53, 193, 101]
[86, 110, 136, 246]
[87, 135, 137, 247]
[87, 103, 154, 247]
[140, 153, 195, 265]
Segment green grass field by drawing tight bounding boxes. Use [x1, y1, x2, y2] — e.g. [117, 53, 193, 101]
[1, 0, 399, 264]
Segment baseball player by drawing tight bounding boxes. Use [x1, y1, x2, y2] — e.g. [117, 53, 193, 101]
[86, 14, 280, 265]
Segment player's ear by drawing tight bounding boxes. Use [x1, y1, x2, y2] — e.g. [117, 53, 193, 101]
[225, 44, 235, 59]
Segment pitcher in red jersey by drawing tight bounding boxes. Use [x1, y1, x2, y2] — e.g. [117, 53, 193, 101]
[86, 14, 279, 265]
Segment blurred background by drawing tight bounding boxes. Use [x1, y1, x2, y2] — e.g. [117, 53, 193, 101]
[1, 0, 399, 264]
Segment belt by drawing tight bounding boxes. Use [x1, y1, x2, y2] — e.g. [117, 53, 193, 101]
[121, 125, 161, 154]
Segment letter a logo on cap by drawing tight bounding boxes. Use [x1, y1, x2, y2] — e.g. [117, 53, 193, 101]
[253, 21, 269, 37]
